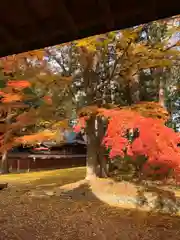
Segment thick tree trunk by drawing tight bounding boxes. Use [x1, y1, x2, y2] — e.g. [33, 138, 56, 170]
[86, 141, 98, 180]
[98, 155, 109, 178]
[81, 49, 108, 180]
[86, 116, 109, 180]
[86, 116, 98, 180]
[1, 151, 9, 174]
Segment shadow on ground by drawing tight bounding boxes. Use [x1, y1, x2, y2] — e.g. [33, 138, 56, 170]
[2, 166, 180, 239]
[1, 180, 180, 239]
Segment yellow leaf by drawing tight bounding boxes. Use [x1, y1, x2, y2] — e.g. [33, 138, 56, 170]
[52, 119, 69, 129]
[15, 130, 57, 145]
[76, 36, 98, 52]
[127, 102, 169, 122]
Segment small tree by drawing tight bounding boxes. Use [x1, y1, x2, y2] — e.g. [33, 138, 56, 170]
[100, 106, 180, 180]
[0, 79, 56, 174]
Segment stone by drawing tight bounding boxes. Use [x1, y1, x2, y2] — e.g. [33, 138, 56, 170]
[30, 190, 49, 199]
[44, 190, 54, 196]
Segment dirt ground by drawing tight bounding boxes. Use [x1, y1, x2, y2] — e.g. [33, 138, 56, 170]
[1, 168, 180, 240]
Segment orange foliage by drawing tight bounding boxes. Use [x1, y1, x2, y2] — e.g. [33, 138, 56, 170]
[101, 108, 180, 178]
[0, 131, 56, 152]
[7, 80, 31, 89]
[0, 93, 23, 103]
[127, 102, 169, 122]
[0, 80, 31, 103]
[0, 50, 44, 73]
[0, 78, 54, 153]
[75, 103, 180, 179]
[77, 102, 169, 122]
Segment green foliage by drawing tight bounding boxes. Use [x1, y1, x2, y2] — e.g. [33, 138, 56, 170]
[0, 79, 6, 88]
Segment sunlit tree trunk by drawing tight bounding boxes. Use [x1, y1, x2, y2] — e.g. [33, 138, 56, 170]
[1, 151, 9, 174]
[0, 108, 11, 174]
[80, 50, 100, 180]
[97, 116, 109, 178]
[85, 116, 109, 180]
[1, 132, 10, 174]
[85, 116, 98, 180]
[159, 80, 166, 108]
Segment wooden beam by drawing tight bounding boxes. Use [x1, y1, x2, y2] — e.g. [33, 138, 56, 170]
[0, 25, 14, 44]
[24, 1, 41, 24]
[97, 0, 114, 29]
[55, 0, 78, 36]
[0, 28, 67, 57]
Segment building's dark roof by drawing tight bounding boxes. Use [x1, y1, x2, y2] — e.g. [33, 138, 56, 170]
[0, 0, 179, 57]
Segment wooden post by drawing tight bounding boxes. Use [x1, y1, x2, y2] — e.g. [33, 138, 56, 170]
[17, 159, 20, 172]
[27, 158, 30, 172]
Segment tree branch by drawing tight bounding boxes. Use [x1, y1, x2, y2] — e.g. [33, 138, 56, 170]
[45, 48, 68, 75]
[110, 40, 132, 80]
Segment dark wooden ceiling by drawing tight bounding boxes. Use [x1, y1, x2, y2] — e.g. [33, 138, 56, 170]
[0, 0, 179, 57]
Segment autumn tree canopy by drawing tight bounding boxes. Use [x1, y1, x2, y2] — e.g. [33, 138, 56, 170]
[74, 102, 180, 178]
[0, 78, 59, 173]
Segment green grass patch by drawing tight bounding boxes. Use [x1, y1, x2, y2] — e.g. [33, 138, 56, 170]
[0, 167, 86, 188]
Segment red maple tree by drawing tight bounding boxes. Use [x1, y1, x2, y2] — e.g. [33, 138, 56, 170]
[74, 105, 180, 179]
[100, 109, 180, 176]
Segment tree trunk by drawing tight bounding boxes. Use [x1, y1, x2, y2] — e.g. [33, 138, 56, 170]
[86, 116, 109, 180]
[97, 116, 109, 178]
[131, 74, 140, 103]
[159, 80, 166, 108]
[1, 151, 9, 174]
[1, 108, 11, 174]
[86, 116, 98, 180]
[81, 49, 107, 179]
[98, 155, 109, 178]
[125, 80, 132, 105]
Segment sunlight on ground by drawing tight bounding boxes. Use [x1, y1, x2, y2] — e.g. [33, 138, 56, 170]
[1, 167, 180, 215]
[0, 167, 86, 187]
[1, 168, 180, 238]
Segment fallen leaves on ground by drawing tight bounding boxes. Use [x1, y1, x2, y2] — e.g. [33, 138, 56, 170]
[1, 168, 180, 239]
